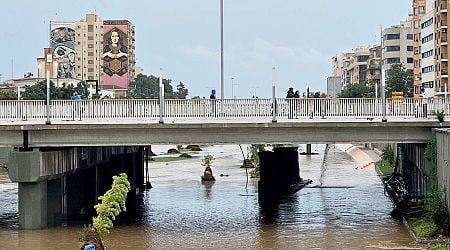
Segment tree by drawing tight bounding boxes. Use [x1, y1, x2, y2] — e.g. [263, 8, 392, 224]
[80, 173, 131, 250]
[175, 81, 189, 99]
[127, 73, 182, 99]
[0, 89, 17, 100]
[338, 82, 375, 98]
[21, 80, 88, 100]
[385, 63, 413, 97]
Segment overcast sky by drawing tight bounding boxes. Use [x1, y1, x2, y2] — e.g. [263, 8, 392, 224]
[1, 0, 411, 98]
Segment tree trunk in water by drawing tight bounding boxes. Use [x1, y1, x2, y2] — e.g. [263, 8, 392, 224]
[81, 228, 105, 250]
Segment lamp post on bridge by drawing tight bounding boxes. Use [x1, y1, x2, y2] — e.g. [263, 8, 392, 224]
[220, 0, 224, 116]
[272, 66, 277, 123]
[380, 25, 387, 122]
[45, 53, 52, 125]
[159, 68, 165, 124]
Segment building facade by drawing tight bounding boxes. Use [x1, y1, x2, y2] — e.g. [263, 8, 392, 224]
[332, 46, 381, 90]
[412, 0, 427, 97]
[382, 20, 414, 75]
[101, 20, 136, 92]
[434, 0, 449, 96]
[75, 14, 104, 86]
[420, 0, 436, 98]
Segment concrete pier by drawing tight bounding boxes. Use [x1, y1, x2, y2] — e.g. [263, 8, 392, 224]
[258, 147, 304, 199]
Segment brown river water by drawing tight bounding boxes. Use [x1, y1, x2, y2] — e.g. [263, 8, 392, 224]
[0, 145, 421, 249]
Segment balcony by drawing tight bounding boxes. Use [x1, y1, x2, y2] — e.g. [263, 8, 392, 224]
[441, 0, 448, 12]
[442, 69, 449, 78]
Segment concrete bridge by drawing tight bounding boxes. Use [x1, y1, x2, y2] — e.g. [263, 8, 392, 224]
[1, 98, 450, 229]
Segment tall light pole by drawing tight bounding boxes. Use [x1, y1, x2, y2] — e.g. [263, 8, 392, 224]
[272, 67, 277, 123]
[231, 77, 234, 99]
[220, 0, 224, 115]
[37, 64, 41, 83]
[159, 68, 164, 124]
[381, 25, 387, 122]
[45, 53, 52, 125]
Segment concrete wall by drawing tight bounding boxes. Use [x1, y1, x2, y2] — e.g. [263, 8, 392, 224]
[436, 129, 450, 211]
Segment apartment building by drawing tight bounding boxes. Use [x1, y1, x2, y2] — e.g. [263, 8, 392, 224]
[412, 0, 427, 97]
[382, 20, 414, 76]
[332, 46, 381, 89]
[434, 0, 449, 95]
[75, 14, 104, 85]
[420, 0, 436, 98]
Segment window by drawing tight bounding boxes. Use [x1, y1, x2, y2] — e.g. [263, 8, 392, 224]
[88, 25, 93, 32]
[407, 34, 414, 40]
[385, 46, 400, 52]
[422, 65, 434, 73]
[407, 58, 414, 63]
[422, 34, 433, 43]
[88, 36, 93, 40]
[407, 46, 414, 52]
[421, 17, 433, 29]
[386, 57, 401, 64]
[357, 55, 369, 62]
[386, 34, 400, 40]
[422, 81, 434, 88]
[422, 49, 433, 58]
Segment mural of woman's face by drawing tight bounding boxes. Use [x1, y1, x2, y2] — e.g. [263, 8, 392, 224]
[111, 31, 119, 45]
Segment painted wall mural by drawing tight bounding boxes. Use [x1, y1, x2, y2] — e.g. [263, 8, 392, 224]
[102, 21, 129, 89]
[50, 22, 76, 79]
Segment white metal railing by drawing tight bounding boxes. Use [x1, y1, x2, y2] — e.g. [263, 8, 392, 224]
[0, 97, 448, 122]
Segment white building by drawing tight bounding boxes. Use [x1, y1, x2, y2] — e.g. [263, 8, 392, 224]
[420, 0, 435, 98]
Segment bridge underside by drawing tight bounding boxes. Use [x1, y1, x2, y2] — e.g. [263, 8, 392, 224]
[0, 121, 437, 147]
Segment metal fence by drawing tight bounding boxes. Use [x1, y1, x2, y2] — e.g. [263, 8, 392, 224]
[0, 97, 448, 122]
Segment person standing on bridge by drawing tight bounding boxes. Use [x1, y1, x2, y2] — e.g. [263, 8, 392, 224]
[210, 89, 216, 117]
[286, 87, 295, 119]
[71, 91, 81, 120]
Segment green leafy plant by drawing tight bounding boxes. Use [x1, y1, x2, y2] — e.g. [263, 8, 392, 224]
[92, 173, 131, 234]
[410, 218, 437, 238]
[201, 154, 214, 167]
[80, 173, 131, 249]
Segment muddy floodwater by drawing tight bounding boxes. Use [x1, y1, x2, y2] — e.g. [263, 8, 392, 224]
[0, 145, 420, 249]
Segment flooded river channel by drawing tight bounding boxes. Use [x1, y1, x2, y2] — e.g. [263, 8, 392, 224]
[0, 145, 420, 249]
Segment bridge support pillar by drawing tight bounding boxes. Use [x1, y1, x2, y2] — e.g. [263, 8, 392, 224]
[18, 181, 48, 229]
[258, 147, 306, 199]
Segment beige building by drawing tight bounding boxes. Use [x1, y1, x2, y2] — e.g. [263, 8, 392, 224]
[412, 0, 427, 97]
[75, 14, 104, 86]
[382, 20, 414, 76]
[434, 0, 449, 95]
[332, 46, 381, 89]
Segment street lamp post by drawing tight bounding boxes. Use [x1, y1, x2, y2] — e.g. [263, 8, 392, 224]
[272, 67, 277, 123]
[159, 68, 164, 124]
[380, 26, 387, 122]
[45, 53, 52, 125]
[37, 64, 41, 83]
[231, 77, 235, 99]
[220, 0, 224, 116]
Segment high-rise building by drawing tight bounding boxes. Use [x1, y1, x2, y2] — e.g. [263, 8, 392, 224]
[412, 0, 426, 98]
[420, 0, 436, 98]
[434, 0, 449, 96]
[381, 20, 414, 76]
[75, 14, 104, 85]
